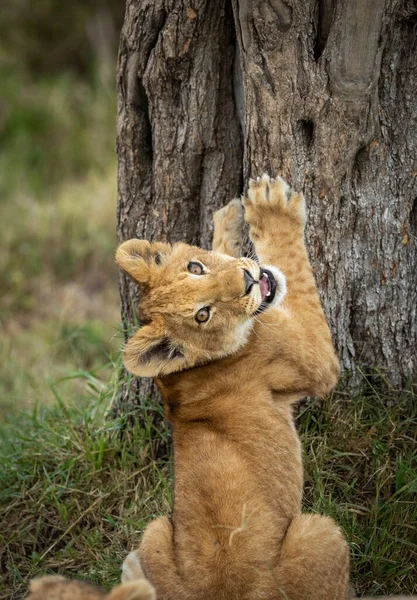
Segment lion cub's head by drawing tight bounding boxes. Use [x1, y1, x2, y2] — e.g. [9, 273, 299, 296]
[116, 240, 286, 377]
[27, 576, 155, 600]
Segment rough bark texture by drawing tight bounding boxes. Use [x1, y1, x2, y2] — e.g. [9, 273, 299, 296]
[116, 0, 417, 411]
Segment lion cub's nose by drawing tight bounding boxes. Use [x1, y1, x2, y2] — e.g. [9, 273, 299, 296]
[243, 269, 256, 295]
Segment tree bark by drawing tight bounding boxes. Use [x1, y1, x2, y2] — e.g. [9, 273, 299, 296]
[116, 0, 417, 411]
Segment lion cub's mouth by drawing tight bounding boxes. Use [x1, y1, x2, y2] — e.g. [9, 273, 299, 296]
[255, 268, 277, 314]
[259, 269, 276, 302]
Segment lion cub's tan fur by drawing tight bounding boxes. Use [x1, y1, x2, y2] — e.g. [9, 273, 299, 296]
[116, 176, 348, 599]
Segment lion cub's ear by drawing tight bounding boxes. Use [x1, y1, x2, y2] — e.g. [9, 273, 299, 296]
[116, 239, 172, 284]
[108, 580, 156, 600]
[27, 576, 105, 599]
[27, 577, 155, 600]
[123, 319, 186, 378]
[28, 576, 67, 594]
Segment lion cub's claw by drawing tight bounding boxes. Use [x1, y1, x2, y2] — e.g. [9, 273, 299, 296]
[244, 173, 306, 227]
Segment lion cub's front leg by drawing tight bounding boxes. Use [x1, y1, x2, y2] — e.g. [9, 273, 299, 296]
[243, 174, 308, 291]
[243, 174, 339, 397]
[243, 174, 327, 317]
[122, 516, 185, 599]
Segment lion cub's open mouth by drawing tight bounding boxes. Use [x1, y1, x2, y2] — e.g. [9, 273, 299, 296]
[252, 268, 278, 315]
[259, 268, 277, 303]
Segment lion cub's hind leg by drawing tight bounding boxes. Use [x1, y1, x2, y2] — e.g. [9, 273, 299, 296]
[273, 514, 349, 600]
[123, 516, 185, 599]
[212, 198, 245, 257]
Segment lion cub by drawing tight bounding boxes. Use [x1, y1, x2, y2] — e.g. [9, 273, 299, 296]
[116, 175, 348, 600]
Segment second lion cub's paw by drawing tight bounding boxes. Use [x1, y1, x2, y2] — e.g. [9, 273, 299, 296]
[243, 174, 306, 241]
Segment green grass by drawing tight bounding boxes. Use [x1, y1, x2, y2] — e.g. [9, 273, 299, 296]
[0, 141, 118, 318]
[0, 378, 416, 599]
[0, 318, 119, 419]
[0, 368, 173, 600]
[299, 383, 417, 596]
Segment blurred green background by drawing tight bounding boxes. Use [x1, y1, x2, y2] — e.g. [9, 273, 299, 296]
[0, 0, 125, 419]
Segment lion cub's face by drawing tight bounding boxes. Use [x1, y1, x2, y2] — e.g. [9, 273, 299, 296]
[116, 240, 286, 377]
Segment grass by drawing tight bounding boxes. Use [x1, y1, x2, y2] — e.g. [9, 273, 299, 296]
[0, 377, 416, 599]
[299, 382, 417, 597]
[0, 367, 173, 600]
[0, 18, 141, 600]
[0, 73, 118, 318]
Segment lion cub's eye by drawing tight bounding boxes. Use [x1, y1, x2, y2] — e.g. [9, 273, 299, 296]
[188, 261, 204, 275]
[195, 307, 210, 323]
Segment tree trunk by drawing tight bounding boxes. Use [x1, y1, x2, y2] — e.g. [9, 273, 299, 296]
[116, 0, 416, 412]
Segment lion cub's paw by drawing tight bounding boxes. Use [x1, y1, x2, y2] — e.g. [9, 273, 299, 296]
[213, 198, 244, 258]
[243, 174, 306, 238]
[122, 551, 146, 583]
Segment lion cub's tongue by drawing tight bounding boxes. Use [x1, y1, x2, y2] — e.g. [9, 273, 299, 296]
[259, 273, 270, 300]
